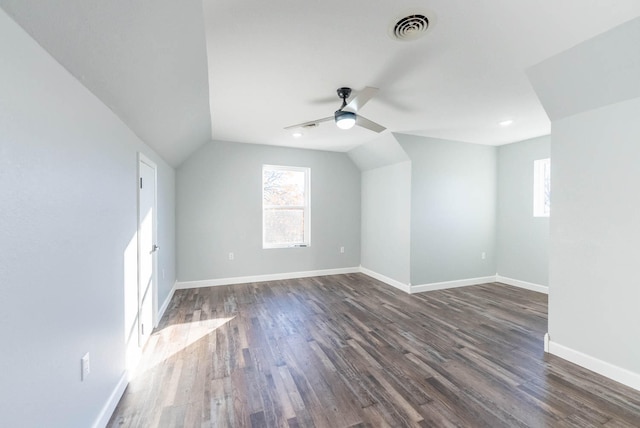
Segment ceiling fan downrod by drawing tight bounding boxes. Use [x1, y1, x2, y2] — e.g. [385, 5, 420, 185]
[334, 87, 356, 129]
[336, 87, 352, 110]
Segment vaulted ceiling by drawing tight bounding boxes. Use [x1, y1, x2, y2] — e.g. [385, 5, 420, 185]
[2, 1, 639, 166]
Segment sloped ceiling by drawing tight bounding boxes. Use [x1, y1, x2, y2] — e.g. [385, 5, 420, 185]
[527, 17, 640, 121]
[2, 1, 640, 166]
[0, 0, 211, 167]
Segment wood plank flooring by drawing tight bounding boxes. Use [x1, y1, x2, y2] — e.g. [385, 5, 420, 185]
[108, 273, 640, 427]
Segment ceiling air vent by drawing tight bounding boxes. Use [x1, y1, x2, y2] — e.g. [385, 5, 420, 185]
[390, 14, 429, 41]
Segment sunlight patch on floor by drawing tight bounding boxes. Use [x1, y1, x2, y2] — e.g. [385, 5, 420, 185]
[133, 316, 235, 378]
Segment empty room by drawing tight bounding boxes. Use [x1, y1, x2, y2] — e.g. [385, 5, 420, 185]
[1, 1, 640, 427]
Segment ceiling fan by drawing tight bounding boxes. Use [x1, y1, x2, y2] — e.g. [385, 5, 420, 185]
[285, 87, 386, 133]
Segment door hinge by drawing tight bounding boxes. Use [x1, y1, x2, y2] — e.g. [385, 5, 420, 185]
[140, 177, 143, 189]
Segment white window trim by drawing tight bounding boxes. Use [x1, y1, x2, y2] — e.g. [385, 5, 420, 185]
[533, 158, 550, 217]
[262, 165, 311, 249]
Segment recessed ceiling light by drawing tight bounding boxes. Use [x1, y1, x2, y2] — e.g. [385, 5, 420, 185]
[499, 119, 514, 127]
[292, 131, 303, 138]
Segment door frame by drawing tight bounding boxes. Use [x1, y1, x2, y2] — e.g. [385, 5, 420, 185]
[137, 152, 158, 345]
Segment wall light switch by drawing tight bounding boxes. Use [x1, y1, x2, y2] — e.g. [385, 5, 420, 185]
[228, 252, 234, 261]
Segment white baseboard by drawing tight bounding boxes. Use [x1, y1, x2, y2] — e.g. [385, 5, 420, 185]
[92, 371, 128, 428]
[359, 267, 411, 294]
[175, 270, 538, 300]
[496, 275, 549, 294]
[548, 339, 640, 392]
[156, 280, 177, 326]
[176, 267, 360, 289]
[357, 270, 505, 295]
[411, 276, 497, 294]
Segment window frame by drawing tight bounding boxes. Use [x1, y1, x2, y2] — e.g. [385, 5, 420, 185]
[262, 164, 311, 249]
[533, 158, 550, 217]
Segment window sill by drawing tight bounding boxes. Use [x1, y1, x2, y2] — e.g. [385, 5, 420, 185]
[263, 244, 309, 249]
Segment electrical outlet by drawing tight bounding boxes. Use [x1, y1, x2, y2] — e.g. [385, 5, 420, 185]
[81, 352, 90, 381]
[228, 252, 234, 261]
[481, 252, 486, 260]
[340, 246, 345, 254]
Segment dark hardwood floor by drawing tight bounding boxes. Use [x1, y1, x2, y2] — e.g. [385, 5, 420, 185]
[108, 273, 640, 427]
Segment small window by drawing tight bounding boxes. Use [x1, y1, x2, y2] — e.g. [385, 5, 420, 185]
[262, 165, 310, 248]
[533, 158, 550, 217]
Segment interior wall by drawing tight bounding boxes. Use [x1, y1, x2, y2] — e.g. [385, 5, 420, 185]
[360, 161, 412, 285]
[396, 134, 497, 285]
[550, 97, 640, 378]
[0, 10, 176, 427]
[176, 140, 361, 282]
[496, 135, 550, 286]
[528, 17, 640, 387]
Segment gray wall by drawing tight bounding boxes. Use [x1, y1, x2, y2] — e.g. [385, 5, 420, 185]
[176, 140, 361, 281]
[550, 97, 640, 376]
[397, 134, 497, 285]
[496, 135, 550, 285]
[528, 17, 640, 382]
[0, 9, 176, 428]
[360, 161, 412, 285]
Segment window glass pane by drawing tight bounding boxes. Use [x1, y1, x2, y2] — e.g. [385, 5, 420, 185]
[543, 160, 551, 214]
[263, 169, 305, 206]
[534, 158, 550, 217]
[264, 209, 304, 244]
[263, 165, 310, 248]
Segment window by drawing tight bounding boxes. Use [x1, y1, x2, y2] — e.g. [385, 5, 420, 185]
[262, 165, 310, 248]
[533, 158, 550, 217]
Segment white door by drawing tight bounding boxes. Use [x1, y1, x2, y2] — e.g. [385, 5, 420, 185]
[138, 154, 157, 348]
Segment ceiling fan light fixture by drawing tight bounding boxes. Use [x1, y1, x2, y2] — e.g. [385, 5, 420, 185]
[335, 110, 356, 130]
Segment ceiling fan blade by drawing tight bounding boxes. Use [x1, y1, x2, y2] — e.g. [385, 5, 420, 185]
[345, 86, 379, 112]
[284, 116, 333, 130]
[356, 115, 386, 133]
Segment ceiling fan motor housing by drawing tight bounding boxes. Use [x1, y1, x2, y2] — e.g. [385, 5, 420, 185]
[337, 87, 352, 100]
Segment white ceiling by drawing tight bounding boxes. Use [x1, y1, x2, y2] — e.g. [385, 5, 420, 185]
[2, 1, 640, 165]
